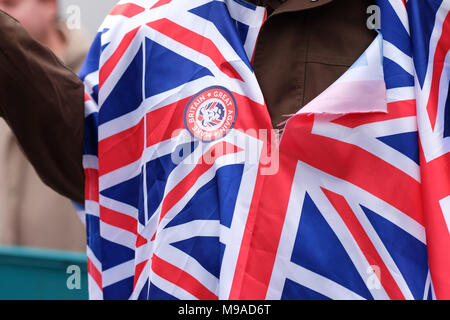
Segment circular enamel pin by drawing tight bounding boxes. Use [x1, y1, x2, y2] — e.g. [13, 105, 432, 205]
[184, 86, 237, 141]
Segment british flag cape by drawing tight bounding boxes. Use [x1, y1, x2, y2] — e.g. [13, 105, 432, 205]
[79, 0, 450, 300]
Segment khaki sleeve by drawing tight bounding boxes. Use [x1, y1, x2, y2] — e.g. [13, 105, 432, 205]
[0, 10, 85, 203]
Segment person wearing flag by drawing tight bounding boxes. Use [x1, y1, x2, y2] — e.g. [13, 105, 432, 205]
[1, 0, 449, 300]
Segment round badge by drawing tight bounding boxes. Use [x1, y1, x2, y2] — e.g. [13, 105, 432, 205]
[184, 86, 237, 141]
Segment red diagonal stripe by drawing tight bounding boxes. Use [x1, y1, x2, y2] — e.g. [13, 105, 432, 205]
[99, 27, 140, 89]
[134, 260, 148, 289]
[426, 11, 450, 130]
[150, 0, 171, 9]
[147, 18, 243, 81]
[99, 118, 145, 176]
[159, 141, 242, 224]
[100, 206, 137, 235]
[136, 234, 148, 248]
[231, 92, 272, 134]
[284, 115, 424, 225]
[87, 258, 103, 291]
[332, 100, 416, 128]
[109, 3, 145, 18]
[322, 188, 406, 300]
[152, 254, 218, 300]
[146, 96, 191, 147]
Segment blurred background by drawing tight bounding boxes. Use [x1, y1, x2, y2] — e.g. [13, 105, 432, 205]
[59, 0, 117, 39]
[0, 0, 119, 299]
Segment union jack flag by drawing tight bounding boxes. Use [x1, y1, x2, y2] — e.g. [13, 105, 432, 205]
[79, 0, 270, 300]
[79, 0, 450, 300]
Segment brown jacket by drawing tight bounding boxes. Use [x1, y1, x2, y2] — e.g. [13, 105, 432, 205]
[0, 15, 90, 250]
[0, 0, 376, 203]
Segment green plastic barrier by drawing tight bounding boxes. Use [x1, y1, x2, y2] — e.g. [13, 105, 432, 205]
[0, 245, 88, 300]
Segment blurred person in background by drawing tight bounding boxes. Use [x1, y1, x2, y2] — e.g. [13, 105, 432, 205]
[0, 0, 90, 251]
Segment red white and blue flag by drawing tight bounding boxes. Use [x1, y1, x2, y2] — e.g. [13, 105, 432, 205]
[79, 0, 450, 300]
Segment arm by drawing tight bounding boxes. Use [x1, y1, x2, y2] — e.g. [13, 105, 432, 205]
[0, 10, 85, 203]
